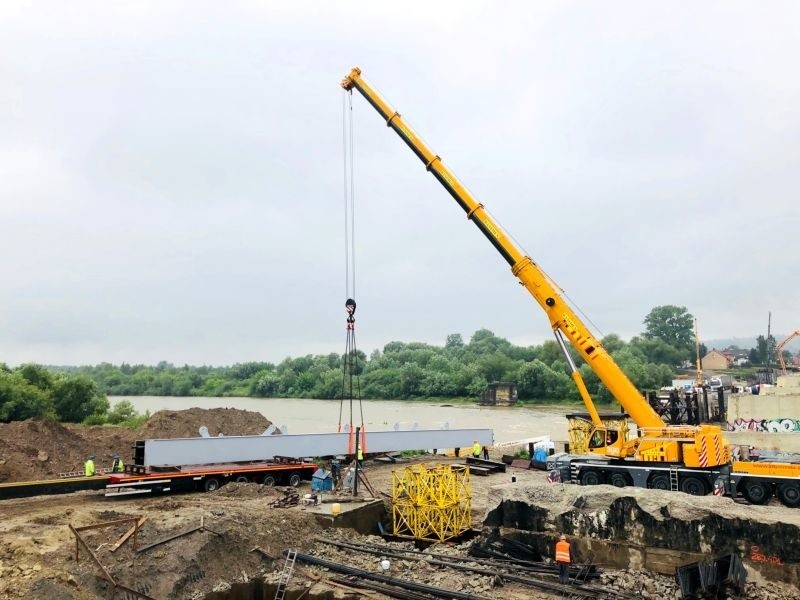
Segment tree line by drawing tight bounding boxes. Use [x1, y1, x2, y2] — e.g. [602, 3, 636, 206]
[6, 305, 776, 424]
[56, 304, 698, 405]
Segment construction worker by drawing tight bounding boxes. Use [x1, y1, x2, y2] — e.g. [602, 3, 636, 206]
[84, 454, 96, 477]
[472, 440, 481, 458]
[482, 445, 490, 460]
[555, 534, 571, 584]
[356, 447, 364, 468]
[112, 453, 124, 473]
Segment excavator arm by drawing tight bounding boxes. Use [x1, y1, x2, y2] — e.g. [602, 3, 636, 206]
[341, 67, 664, 431]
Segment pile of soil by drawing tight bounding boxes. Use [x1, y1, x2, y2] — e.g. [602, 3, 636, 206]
[137, 407, 273, 439]
[0, 408, 274, 484]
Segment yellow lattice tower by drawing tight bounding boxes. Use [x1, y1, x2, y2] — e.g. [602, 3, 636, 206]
[391, 464, 471, 542]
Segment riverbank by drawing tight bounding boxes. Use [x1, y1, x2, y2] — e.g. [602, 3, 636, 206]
[109, 395, 576, 444]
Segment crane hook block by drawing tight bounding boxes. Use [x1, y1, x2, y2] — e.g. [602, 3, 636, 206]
[345, 298, 357, 317]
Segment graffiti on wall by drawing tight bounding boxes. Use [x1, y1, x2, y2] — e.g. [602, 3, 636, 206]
[726, 418, 800, 433]
[750, 546, 783, 565]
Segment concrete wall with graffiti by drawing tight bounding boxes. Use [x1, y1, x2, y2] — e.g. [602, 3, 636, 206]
[727, 417, 800, 433]
[727, 387, 800, 433]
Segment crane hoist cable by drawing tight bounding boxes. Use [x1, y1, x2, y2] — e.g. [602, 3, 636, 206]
[338, 89, 366, 456]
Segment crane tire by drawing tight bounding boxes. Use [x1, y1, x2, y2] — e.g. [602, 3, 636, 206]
[234, 476, 249, 484]
[262, 475, 276, 487]
[741, 480, 772, 505]
[777, 482, 800, 508]
[609, 472, 629, 488]
[580, 470, 603, 486]
[649, 474, 670, 490]
[680, 475, 708, 496]
[288, 473, 302, 487]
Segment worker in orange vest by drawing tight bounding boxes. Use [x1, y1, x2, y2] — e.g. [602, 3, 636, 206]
[555, 534, 571, 584]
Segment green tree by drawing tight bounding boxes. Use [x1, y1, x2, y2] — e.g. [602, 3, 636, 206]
[0, 371, 54, 422]
[18, 363, 55, 391]
[52, 376, 108, 423]
[445, 333, 464, 350]
[642, 305, 694, 352]
[106, 400, 137, 424]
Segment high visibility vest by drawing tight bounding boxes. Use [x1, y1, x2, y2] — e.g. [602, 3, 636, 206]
[113, 458, 124, 472]
[85, 460, 95, 477]
[472, 443, 481, 456]
[555, 540, 571, 563]
[357, 448, 363, 460]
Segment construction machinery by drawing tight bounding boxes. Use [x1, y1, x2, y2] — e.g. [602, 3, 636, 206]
[777, 330, 800, 375]
[341, 67, 800, 508]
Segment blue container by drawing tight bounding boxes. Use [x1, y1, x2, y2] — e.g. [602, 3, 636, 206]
[312, 468, 333, 492]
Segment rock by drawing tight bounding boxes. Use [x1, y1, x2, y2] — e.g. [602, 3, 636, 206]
[36, 451, 48, 462]
[67, 575, 78, 586]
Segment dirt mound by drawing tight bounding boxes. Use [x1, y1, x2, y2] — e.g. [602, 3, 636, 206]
[0, 408, 274, 484]
[0, 419, 92, 482]
[137, 407, 273, 439]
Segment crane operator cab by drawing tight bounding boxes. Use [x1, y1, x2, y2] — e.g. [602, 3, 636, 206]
[588, 427, 623, 457]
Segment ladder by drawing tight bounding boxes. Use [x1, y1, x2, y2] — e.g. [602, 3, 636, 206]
[274, 549, 297, 600]
[669, 465, 680, 492]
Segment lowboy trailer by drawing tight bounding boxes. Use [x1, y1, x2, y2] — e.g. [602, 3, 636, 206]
[106, 457, 317, 497]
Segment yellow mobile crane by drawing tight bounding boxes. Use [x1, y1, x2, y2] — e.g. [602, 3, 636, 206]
[341, 67, 800, 507]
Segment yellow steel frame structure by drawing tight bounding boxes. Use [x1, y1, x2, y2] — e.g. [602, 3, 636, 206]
[391, 464, 471, 542]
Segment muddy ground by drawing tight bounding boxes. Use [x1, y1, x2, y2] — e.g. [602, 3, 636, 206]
[1, 409, 798, 600]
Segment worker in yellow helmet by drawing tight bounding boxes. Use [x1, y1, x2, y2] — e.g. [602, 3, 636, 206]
[84, 454, 96, 477]
[357, 447, 364, 467]
[112, 453, 125, 473]
[472, 440, 481, 458]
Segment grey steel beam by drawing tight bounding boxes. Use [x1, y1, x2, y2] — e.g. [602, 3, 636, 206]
[142, 429, 492, 467]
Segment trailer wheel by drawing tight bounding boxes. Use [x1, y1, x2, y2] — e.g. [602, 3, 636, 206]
[580, 470, 603, 486]
[234, 476, 249, 484]
[288, 473, 302, 487]
[680, 475, 708, 496]
[777, 481, 800, 508]
[742, 480, 772, 505]
[262, 475, 276, 487]
[204, 477, 221, 492]
[609, 472, 629, 488]
[649, 474, 670, 490]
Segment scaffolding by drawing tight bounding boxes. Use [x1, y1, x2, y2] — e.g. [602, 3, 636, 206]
[391, 464, 471, 542]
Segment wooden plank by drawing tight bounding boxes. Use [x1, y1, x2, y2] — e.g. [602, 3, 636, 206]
[69, 524, 116, 585]
[136, 525, 203, 553]
[110, 516, 147, 552]
[75, 516, 140, 532]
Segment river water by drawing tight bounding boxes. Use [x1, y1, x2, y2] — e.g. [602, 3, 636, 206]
[109, 396, 572, 445]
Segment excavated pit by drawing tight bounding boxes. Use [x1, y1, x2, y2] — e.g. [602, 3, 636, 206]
[204, 580, 336, 600]
[484, 481, 800, 586]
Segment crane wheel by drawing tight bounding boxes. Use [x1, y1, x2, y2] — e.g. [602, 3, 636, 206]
[234, 476, 249, 484]
[609, 473, 629, 488]
[742, 480, 772, 505]
[679, 475, 708, 496]
[580, 470, 603, 486]
[649, 474, 670, 490]
[288, 473, 302, 487]
[262, 475, 276, 487]
[204, 477, 221, 493]
[777, 482, 800, 508]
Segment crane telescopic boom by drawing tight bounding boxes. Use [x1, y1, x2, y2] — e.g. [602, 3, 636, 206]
[341, 67, 664, 430]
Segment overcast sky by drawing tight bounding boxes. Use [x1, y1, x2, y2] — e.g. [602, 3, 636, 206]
[1, 1, 798, 367]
